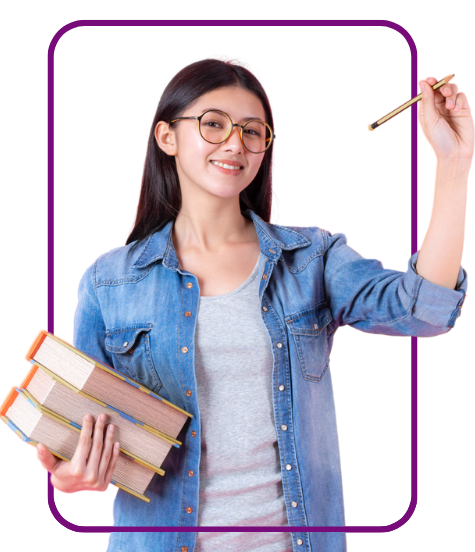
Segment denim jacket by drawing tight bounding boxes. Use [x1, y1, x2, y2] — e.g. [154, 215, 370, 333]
[73, 209, 467, 552]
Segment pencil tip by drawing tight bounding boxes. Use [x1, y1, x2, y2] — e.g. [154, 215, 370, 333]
[445, 74, 455, 82]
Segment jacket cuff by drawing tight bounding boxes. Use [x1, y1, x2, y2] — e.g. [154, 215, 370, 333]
[403, 251, 468, 328]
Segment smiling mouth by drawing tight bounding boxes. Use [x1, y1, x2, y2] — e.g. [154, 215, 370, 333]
[210, 160, 243, 171]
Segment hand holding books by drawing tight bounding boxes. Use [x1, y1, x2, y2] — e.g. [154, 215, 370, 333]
[36, 413, 120, 493]
[1, 331, 193, 502]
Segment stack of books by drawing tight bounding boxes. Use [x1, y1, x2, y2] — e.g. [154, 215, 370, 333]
[0, 331, 192, 502]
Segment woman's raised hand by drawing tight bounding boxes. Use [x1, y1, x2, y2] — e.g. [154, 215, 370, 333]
[36, 413, 120, 493]
[418, 77, 474, 164]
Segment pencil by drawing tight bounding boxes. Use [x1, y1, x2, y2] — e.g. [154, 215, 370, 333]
[368, 74, 455, 131]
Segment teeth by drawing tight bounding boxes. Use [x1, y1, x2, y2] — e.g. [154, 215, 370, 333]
[211, 161, 242, 170]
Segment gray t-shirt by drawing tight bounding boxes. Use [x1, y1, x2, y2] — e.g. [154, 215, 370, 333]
[194, 258, 293, 552]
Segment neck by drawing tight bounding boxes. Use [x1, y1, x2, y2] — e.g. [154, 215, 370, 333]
[172, 197, 254, 254]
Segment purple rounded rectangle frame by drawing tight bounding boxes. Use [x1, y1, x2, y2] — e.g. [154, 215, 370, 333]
[46, 19, 419, 533]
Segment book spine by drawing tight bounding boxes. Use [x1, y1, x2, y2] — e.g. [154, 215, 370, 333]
[109, 481, 151, 503]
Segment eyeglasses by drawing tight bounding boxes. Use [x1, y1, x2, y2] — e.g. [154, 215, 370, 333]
[168, 109, 275, 154]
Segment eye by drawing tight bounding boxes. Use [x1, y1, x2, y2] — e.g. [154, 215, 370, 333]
[243, 128, 261, 136]
[203, 120, 223, 129]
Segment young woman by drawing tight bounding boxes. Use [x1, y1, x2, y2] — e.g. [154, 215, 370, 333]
[36, 59, 472, 552]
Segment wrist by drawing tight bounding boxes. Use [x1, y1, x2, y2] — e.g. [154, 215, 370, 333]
[436, 157, 471, 183]
[436, 156, 472, 173]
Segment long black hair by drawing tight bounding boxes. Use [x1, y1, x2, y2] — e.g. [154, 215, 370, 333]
[126, 59, 275, 246]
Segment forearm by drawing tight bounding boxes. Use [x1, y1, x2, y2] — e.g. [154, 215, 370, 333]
[415, 159, 470, 290]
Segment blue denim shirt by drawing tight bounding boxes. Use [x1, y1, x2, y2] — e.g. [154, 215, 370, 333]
[73, 208, 467, 552]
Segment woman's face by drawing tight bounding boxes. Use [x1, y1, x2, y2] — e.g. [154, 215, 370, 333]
[166, 86, 267, 202]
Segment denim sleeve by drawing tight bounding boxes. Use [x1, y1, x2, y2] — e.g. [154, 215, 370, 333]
[322, 230, 467, 337]
[73, 261, 114, 366]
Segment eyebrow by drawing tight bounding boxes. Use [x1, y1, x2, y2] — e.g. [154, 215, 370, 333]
[201, 109, 265, 122]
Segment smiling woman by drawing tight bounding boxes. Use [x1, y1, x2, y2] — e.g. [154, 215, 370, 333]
[153, 85, 272, 297]
[35, 58, 470, 552]
[126, 59, 276, 247]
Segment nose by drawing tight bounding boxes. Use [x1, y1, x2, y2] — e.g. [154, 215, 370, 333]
[221, 125, 244, 152]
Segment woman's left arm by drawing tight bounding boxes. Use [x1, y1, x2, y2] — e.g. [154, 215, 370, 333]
[415, 77, 474, 290]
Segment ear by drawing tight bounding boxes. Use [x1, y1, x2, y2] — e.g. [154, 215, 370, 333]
[154, 121, 178, 156]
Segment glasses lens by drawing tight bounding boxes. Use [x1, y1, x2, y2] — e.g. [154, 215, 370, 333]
[200, 111, 232, 144]
[199, 111, 273, 153]
[242, 120, 272, 153]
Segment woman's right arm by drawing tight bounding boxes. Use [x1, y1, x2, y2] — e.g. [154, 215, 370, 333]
[36, 414, 120, 493]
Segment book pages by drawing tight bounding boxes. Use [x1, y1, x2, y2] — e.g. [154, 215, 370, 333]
[34, 336, 94, 390]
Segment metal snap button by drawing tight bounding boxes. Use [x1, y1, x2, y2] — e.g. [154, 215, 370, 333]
[285, 464, 292, 470]
[297, 538, 303, 545]
[281, 424, 288, 431]
[123, 341, 128, 347]
[278, 385, 285, 391]
[276, 342, 283, 348]
[182, 346, 188, 353]
[262, 306, 268, 312]
[291, 501, 298, 508]
[186, 283, 193, 288]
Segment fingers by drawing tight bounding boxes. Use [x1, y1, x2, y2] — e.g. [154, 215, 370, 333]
[37, 443, 62, 473]
[37, 415, 119, 493]
[444, 88, 468, 114]
[83, 414, 120, 491]
[425, 77, 437, 86]
[87, 413, 109, 474]
[70, 414, 94, 472]
[97, 423, 120, 489]
[422, 77, 464, 113]
[99, 423, 116, 471]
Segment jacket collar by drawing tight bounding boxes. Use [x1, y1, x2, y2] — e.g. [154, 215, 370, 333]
[131, 209, 311, 270]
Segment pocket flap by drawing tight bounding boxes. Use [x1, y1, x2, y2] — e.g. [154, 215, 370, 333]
[285, 303, 332, 336]
[105, 324, 153, 353]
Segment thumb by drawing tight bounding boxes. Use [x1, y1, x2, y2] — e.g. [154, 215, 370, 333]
[418, 79, 439, 130]
[37, 443, 61, 473]
[417, 79, 433, 95]
[417, 79, 435, 110]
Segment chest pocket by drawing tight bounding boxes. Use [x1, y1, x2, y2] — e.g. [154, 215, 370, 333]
[285, 302, 333, 382]
[104, 324, 162, 393]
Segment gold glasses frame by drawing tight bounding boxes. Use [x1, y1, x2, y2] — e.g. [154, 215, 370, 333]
[168, 109, 275, 154]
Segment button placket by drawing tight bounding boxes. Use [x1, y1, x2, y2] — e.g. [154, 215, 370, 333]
[262, 304, 302, 524]
[181, 282, 196, 528]
[262, 306, 304, 528]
